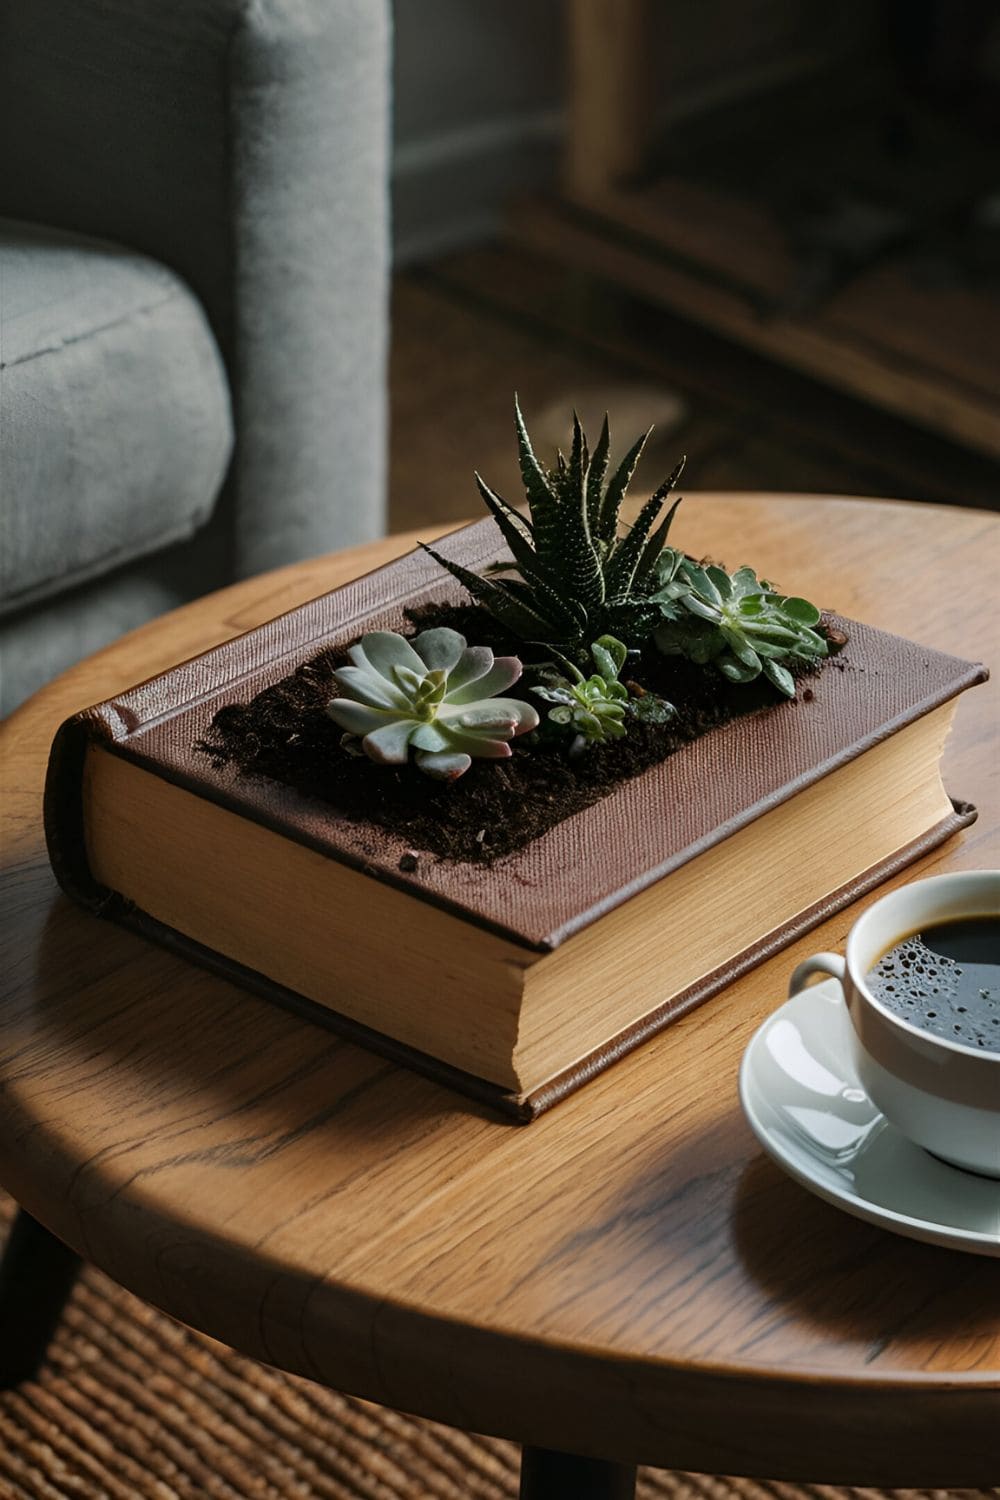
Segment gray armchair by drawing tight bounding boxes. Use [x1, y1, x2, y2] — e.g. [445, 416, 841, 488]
[0, 0, 391, 715]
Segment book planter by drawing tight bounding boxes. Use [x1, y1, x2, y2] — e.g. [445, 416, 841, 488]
[45, 406, 987, 1121]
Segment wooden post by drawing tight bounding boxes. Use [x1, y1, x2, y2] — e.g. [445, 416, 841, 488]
[566, 0, 654, 200]
[0, 1209, 81, 1388]
[520, 1446, 637, 1499]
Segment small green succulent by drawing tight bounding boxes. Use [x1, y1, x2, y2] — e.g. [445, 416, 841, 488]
[532, 636, 675, 751]
[326, 627, 539, 780]
[421, 399, 684, 656]
[653, 559, 827, 697]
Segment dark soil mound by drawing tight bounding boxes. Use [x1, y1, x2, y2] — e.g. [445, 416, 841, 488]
[200, 603, 828, 863]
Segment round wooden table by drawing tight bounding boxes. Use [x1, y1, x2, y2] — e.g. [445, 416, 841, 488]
[1, 496, 998, 1496]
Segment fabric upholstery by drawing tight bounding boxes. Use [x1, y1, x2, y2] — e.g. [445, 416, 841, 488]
[1, 220, 233, 618]
[0, 565, 188, 719]
[0, 0, 391, 580]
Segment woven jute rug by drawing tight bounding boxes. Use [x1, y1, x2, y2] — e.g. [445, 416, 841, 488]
[0, 1195, 991, 1500]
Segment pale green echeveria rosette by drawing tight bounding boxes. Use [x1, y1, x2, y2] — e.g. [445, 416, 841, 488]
[326, 626, 539, 780]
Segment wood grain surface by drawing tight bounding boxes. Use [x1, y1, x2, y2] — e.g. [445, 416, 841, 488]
[1, 498, 998, 1486]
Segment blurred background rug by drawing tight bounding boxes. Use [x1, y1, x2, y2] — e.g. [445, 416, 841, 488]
[1, 1195, 995, 1500]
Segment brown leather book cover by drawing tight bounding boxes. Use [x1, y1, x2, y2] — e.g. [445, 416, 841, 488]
[44, 520, 987, 1119]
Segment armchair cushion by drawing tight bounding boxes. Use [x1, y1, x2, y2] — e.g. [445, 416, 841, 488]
[0, 0, 391, 578]
[0, 220, 233, 618]
[0, 563, 187, 718]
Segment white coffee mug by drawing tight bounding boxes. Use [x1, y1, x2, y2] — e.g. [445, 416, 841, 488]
[789, 871, 1000, 1178]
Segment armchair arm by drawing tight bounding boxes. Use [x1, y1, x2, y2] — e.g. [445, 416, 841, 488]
[0, 0, 391, 575]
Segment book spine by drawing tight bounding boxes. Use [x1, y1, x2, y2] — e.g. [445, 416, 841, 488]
[44, 713, 112, 915]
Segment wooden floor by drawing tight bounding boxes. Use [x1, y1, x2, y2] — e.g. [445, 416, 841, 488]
[388, 243, 998, 535]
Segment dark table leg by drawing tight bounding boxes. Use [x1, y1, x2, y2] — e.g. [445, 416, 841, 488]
[519, 1446, 637, 1499]
[0, 1208, 82, 1388]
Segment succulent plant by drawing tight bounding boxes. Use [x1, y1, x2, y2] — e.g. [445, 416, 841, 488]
[421, 399, 685, 657]
[532, 636, 675, 752]
[326, 627, 538, 780]
[653, 560, 827, 697]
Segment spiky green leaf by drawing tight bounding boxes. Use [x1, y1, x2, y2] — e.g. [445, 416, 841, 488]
[419, 545, 555, 639]
[474, 475, 561, 597]
[474, 473, 533, 541]
[514, 394, 559, 525]
[598, 426, 651, 541]
[602, 599, 664, 643]
[633, 490, 684, 592]
[547, 468, 605, 605]
[567, 411, 585, 502]
[604, 474, 682, 597]
[499, 575, 588, 639]
[584, 414, 611, 538]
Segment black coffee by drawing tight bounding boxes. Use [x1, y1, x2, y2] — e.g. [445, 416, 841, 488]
[866, 916, 1000, 1052]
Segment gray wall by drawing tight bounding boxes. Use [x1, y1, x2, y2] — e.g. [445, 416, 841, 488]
[392, 0, 564, 265]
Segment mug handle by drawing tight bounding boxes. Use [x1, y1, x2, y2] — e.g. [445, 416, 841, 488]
[788, 952, 846, 999]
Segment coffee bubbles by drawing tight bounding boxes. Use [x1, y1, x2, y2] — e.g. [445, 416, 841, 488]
[866, 917, 1000, 1053]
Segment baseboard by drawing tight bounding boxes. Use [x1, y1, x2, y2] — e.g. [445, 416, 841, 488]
[393, 110, 564, 267]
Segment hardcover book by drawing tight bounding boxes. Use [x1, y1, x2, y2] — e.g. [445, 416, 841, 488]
[44, 520, 986, 1121]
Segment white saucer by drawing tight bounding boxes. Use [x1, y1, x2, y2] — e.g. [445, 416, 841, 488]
[739, 979, 1000, 1256]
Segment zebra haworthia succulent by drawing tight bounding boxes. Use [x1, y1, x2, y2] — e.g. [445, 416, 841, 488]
[326, 627, 539, 780]
[420, 398, 685, 657]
